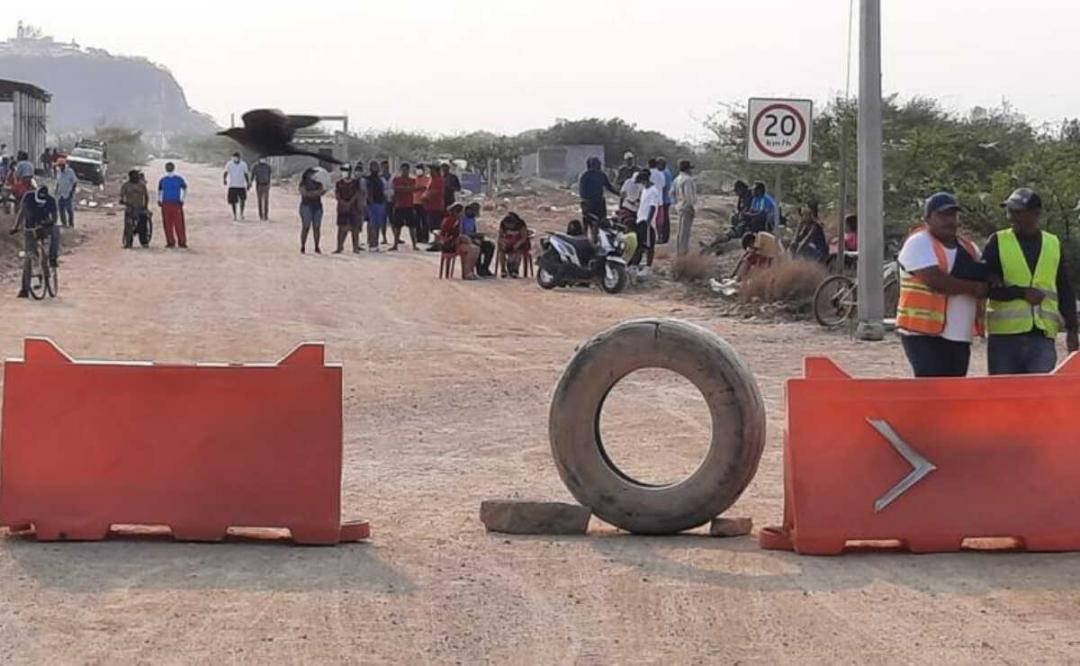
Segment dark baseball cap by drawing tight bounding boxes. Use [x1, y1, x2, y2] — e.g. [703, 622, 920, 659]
[1001, 187, 1042, 212]
[924, 191, 961, 217]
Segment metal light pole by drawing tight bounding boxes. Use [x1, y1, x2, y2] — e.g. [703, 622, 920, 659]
[856, 0, 885, 340]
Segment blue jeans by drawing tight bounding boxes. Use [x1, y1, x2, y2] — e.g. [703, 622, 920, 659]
[988, 333, 1057, 375]
[58, 196, 74, 226]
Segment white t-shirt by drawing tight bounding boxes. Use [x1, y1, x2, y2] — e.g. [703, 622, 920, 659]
[649, 168, 666, 195]
[620, 179, 643, 211]
[637, 185, 662, 224]
[225, 160, 249, 189]
[897, 230, 980, 343]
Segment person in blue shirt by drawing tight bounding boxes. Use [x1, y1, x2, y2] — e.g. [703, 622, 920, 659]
[748, 181, 779, 232]
[656, 157, 675, 244]
[578, 156, 618, 234]
[462, 202, 495, 277]
[158, 162, 188, 248]
[10, 185, 58, 297]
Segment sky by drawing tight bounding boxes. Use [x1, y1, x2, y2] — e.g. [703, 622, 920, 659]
[4, 1, 1080, 141]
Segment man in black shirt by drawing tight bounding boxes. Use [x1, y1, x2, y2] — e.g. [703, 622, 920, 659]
[442, 163, 461, 209]
[983, 188, 1079, 374]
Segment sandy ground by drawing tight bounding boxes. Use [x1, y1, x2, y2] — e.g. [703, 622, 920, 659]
[2, 161, 1079, 664]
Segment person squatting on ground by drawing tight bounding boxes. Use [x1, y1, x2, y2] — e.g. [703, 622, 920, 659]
[334, 165, 363, 254]
[223, 152, 251, 221]
[497, 212, 530, 278]
[984, 187, 1079, 374]
[365, 161, 388, 253]
[10, 185, 58, 298]
[672, 160, 698, 256]
[158, 162, 188, 248]
[391, 163, 420, 250]
[791, 202, 828, 263]
[578, 156, 618, 234]
[54, 158, 78, 228]
[896, 192, 988, 378]
[120, 169, 151, 249]
[735, 231, 782, 282]
[298, 167, 325, 254]
[251, 157, 273, 221]
[440, 203, 480, 280]
[462, 202, 495, 277]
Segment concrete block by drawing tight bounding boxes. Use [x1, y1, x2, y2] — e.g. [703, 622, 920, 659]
[710, 517, 753, 538]
[480, 500, 591, 535]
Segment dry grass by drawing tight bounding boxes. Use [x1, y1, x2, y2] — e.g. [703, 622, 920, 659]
[670, 254, 716, 283]
[740, 259, 827, 303]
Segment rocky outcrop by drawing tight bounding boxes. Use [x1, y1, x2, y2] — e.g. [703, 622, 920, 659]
[0, 32, 217, 135]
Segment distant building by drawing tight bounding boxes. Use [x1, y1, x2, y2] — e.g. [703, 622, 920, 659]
[520, 145, 606, 184]
[0, 78, 51, 161]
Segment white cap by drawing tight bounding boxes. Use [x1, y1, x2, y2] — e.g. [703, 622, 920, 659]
[623, 151, 634, 160]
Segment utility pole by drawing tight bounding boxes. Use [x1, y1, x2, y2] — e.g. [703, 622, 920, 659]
[856, 0, 885, 340]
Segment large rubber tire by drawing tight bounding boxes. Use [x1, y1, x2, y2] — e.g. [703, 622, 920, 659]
[549, 318, 766, 534]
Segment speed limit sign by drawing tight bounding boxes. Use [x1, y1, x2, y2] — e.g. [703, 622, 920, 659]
[746, 98, 813, 165]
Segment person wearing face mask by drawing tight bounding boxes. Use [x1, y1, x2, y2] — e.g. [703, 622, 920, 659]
[223, 152, 251, 221]
[251, 157, 273, 221]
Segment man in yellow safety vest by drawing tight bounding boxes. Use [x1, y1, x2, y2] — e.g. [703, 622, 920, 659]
[983, 188, 1079, 374]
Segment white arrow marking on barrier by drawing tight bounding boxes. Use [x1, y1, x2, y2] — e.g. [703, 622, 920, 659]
[868, 419, 937, 513]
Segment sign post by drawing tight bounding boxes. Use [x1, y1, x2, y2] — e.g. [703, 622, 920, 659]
[746, 98, 814, 166]
[856, 0, 885, 341]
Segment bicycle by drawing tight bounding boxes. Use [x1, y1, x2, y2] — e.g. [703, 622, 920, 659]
[14, 226, 58, 300]
[813, 260, 898, 328]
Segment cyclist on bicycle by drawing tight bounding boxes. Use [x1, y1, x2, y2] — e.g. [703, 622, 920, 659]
[9, 185, 58, 298]
[120, 169, 150, 248]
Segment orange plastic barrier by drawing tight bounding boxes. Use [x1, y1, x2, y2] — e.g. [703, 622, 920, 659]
[759, 354, 1080, 555]
[0, 338, 368, 545]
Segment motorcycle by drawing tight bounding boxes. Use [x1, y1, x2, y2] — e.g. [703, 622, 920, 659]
[537, 221, 629, 294]
[122, 206, 153, 248]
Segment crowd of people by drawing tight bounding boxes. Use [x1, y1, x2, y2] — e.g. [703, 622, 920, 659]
[9, 144, 1079, 385]
[583, 151, 699, 277]
[212, 153, 535, 279]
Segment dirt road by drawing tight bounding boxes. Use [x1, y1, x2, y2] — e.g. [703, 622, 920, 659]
[1, 162, 1077, 664]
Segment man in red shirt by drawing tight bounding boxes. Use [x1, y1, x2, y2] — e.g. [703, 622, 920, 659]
[390, 163, 420, 250]
[422, 163, 446, 249]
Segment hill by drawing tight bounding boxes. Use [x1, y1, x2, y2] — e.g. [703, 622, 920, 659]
[0, 29, 217, 137]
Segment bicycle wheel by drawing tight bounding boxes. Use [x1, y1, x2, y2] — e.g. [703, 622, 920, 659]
[813, 274, 856, 328]
[45, 256, 58, 297]
[27, 244, 47, 300]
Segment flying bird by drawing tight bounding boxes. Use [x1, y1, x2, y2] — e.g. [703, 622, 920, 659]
[218, 109, 344, 164]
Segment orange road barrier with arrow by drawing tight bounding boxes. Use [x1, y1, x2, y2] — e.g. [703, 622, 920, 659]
[760, 354, 1080, 555]
[0, 338, 368, 545]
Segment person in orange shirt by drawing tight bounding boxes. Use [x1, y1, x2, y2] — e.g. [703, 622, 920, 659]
[423, 163, 446, 249]
[439, 202, 479, 280]
[413, 165, 431, 243]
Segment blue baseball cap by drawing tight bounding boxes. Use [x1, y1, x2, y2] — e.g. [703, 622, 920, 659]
[924, 192, 961, 218]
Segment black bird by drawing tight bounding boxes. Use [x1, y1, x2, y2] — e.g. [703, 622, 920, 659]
[218, 109, 344, 164]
